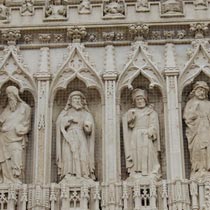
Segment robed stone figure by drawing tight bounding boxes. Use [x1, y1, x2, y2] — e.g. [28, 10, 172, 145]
[0, 86, 31, 184]
[184, 81, 210, 181]
[56, 91, 95, 182]
[123, 89, 160, 181]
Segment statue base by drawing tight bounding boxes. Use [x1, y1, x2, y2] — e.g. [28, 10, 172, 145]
[59, 174, 95, 187]
[191, 170, 210, 183]
[126, 172, 159, 185]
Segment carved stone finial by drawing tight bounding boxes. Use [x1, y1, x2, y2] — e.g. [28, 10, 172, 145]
[67, 26, 87, 43]
[190, 23, 208, 39]
[128, 24, 149, 41]
[1, 29, 21, 45]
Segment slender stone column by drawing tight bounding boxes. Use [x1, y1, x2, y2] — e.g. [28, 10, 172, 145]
[33, 47, 51, 185]
[102, 42, 121, 210]
[164, 43, 184, 180]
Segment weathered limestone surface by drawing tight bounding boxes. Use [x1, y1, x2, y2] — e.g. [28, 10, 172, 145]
[1, 1, 210, 210]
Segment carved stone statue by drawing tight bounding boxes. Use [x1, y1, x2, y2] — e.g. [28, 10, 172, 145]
[184, 81, 210, 181]
[161, 0, 183, 14]
[103, 0, 125, 18]
[122, 89, 160, 181]
[56, 91, 95, 182]
[20, 0, 34, 16]
[136, 0, 149, 11]
[195, 0, 206, 6]
[78, 0, 91, 14]
[0, 86, 31, 184]
[0, 5, 9, 21]
[194, 0, 207, 9]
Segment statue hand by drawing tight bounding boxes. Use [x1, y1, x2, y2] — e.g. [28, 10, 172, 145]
[68, 116, 74, 123]
[128, 109, 136, 128]
[0, 126, 8, 132]
[83, 121, 92, 134]
[126, 155, 133, 162]
[128, 109, 135, 118]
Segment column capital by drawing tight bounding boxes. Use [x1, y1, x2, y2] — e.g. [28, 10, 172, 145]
[164, 68, 179, 77]
[34, 72, 52, 81]
[102, 71, 118, 81]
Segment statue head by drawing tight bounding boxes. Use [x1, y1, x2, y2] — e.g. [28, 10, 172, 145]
[190, 81, 209, 100]
[65, 90, 88, 111]
[6, 86, 22, 111]
[132, 88, 148, 108]
[6, 86, 22, 101]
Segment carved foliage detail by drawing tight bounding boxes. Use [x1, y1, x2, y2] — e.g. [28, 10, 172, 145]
[1, 30, 21, 45]
[67, 26, 87, 43]
[179, 40, 210, 95]
[0, 45, 36, 94]
[190, 23, 208, 39]
[129, 24, 149, 41]
[118, 41, 165, 92]
[51, 43, 103, 96]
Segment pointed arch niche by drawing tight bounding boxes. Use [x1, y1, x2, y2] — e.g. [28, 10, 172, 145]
[50, 44, 104, 182]
[179, 41, 210, 179]
[0, 81, 35, 184]
[0, 45, 37, 184]
[181, 73, 210, 179]
[51, 79, 102, 182]
[117, 42, 166, 180]
[119, 75, 165, 180]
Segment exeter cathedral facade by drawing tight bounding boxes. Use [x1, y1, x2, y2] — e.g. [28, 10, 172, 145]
[0, 0, 209, 209]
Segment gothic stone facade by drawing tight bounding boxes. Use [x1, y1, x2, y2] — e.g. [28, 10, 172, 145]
[0, 0, 210, 209]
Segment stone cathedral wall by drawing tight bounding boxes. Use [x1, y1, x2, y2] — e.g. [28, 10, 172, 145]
[0, 0, 210, 209]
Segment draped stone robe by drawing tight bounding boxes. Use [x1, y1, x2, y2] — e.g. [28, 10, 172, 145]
[56, 108, 95, 179]
[0, 102, 31, 183]
[123, 106, 160, 178]
[184, 97, 210, 178]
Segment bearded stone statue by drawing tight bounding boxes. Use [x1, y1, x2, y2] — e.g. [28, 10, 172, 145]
[56, 91, 95, 183]
[0, 86, 31, 184]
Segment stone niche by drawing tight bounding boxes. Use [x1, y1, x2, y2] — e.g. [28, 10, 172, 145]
[182, 72, 210, 180]
[0, 81, 35, 184]
[51, 78, 102, 183]
[120, 74, 165, 180]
